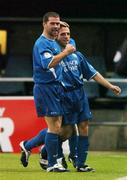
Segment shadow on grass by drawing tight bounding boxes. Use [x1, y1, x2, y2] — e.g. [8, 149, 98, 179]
[0, 168, 44, 173]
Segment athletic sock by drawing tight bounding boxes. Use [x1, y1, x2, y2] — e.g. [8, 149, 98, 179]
[45, 132, 58, 167]
[76, 136, 89, 168]
[25, 128, 48, 151]
[57, 136, 64, 159]
[68, 135, 78, 158]
[40, 145, 47, 159]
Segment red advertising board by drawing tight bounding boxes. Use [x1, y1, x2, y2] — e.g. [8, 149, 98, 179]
[0, 97, 47, 153]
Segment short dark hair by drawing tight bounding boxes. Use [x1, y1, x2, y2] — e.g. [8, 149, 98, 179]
[43, 12, 60, 23]
[60, 21, 70, 28]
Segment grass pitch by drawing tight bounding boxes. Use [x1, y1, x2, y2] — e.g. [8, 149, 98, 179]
[0, 151, 127, 180]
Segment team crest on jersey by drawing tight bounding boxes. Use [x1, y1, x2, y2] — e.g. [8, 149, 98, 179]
[44, 52, 52, 58]
[72, 53, 77, 58]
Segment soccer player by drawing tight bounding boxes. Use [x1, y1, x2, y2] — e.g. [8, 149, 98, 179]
[20, 12, 75, 173]
[19, 21, 121, 172]
[40, 22, 121, 172]
[53, 23, 121, 172]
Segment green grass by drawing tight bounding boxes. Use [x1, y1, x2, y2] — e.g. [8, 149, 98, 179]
[0, 151, 127, 180]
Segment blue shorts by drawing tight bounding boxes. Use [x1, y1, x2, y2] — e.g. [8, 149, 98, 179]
[62, 86, 92, 125]
[33, 82, 64, 117]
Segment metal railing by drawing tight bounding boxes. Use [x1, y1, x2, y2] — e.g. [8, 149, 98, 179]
[0, 77, 127, 83]
[90, 122, 127, 126]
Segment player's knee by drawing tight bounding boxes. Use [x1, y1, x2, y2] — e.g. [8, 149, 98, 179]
[78, 121, 89, 136]
[60, 125, 75, 140]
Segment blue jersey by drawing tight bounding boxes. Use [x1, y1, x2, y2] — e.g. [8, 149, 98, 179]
[33, 36, 77, 117]
[33, 36, 76, 84]
[60, 51, 97, 91]
[33, 35, 61, 84]
[60, 51, 97, 124]
[69, 38, 76, 48]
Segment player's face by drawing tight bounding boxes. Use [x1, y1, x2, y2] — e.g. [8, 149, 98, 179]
[57, 27, 70, 47]
[44, 17, 60, 39]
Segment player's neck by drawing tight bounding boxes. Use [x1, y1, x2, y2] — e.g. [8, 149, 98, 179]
[42, 31, 56, 40]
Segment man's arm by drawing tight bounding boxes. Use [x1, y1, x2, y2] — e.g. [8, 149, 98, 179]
[48, 44, 75, 68]
[93, 72, 121, 95]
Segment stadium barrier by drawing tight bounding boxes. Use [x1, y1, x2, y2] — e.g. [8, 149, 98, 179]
[0, 96, 47, 153]
[0, 77, 127, 152]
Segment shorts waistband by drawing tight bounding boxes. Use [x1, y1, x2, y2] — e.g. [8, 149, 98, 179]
[63, 85, 83, 92]
[35, 81, 60, 85]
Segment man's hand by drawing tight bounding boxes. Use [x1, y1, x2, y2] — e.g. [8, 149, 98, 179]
[63, 44, 76, 56]
[110, 85, 121, 95]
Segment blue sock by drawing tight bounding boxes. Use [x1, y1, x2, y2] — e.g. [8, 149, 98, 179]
[57, 137, 64, 159]
[25, 128, 48, 151]
[45, 132, 58, 167]
[69, 135, 78, 158]
[40, 145, 47, 159]
[76, 136, 89, 168]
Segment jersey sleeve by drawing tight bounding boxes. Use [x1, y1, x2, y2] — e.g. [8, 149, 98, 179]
[76, 51, 98, 80]
[38, 45, 54, 69]
[69, 38, 76, 48]
[35, 37, 60, 69]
